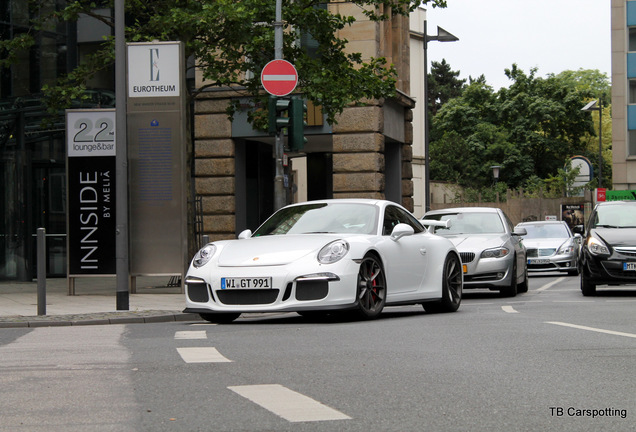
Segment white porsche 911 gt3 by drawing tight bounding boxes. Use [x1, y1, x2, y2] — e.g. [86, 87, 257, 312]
[184, 199, 462, 323]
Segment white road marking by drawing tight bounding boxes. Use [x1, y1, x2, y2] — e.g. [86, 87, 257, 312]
[174, 330, 207, 340]
[546, 322, 636, 339]
[535, 277, 566, 292]
[501, 305, 518, 314]
[176, 347, 232, 363]
[228, 384, 351, 422]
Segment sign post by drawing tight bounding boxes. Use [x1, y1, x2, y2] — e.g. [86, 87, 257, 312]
[261, 59, 298, 211]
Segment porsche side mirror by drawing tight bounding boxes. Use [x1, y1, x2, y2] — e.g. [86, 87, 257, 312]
[238, 229, 252, 239]
[390, 223, 414, 241]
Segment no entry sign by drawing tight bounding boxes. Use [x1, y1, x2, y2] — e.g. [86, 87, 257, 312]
[261, 60, 298, 96]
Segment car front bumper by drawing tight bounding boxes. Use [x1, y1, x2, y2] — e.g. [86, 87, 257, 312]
[527, 253, 578, 273]
[460, 253, 516, 289]
[580, 250, 636, 286]
[184, 258, 362, 313]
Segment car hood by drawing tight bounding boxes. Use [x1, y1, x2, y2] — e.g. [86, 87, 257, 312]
[522, 238, 568, 249]
[592, 228, 636, 247]
[217, 234, 346, 266]
[443, 233, 506, 251]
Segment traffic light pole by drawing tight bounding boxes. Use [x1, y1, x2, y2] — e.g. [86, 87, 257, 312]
[273, 0, 286, 211]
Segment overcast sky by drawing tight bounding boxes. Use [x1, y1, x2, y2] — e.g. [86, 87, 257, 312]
[424, 0, 611, 90]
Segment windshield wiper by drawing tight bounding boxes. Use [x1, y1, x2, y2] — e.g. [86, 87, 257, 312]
[595, 224, 620, 228]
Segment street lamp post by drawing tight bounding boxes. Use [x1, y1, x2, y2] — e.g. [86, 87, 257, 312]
[423, 21, 459, 212]
[581, 100, 603, 189]
[491, 165, 501, 185]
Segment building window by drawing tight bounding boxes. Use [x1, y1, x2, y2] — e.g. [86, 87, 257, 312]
[630, 27, 636, 51]
[630, 80, 636, 104]
[629, 130, 636, 156]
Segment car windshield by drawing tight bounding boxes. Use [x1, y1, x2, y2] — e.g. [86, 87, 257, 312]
[253, 203, 379, 236]
[520, 224, 570, 239]
[593, 204, 636, 228]
[427, 212, 505, 235]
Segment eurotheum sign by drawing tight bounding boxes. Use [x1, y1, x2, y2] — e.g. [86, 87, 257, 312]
[66, 109, 116, 275]
[127, 41, 188, 278]
[128, 42, 181, 98]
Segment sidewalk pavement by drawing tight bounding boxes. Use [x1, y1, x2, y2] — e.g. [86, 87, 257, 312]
[0, 276, 201, 328]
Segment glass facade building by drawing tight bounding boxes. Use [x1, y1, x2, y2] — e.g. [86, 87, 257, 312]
[1, 0, 113, 280]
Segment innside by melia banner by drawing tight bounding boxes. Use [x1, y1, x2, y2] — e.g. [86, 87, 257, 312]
[66, 109, 116, 275]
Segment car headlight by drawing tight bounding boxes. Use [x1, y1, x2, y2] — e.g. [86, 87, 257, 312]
[192, 244, 217, 268]
[480, 246, 510, 259]
[318, 240, 349, 264]
[587, 236, 610, 256]
[558, 240, 575, 255]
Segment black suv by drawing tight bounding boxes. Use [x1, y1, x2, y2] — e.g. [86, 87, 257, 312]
[576, 201, 636, 295]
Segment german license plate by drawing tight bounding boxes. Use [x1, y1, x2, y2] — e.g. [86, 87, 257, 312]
[221, 277, 272, 289]
[623, 262, 636, 271]
[528, 259, 550, 265]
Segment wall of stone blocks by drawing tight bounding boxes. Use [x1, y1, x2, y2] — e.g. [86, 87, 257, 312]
[194, 96, 237, 241]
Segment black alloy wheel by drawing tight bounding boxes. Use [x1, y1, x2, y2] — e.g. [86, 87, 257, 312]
[355, 254, 387, 319]
[424, 252, 463, 313]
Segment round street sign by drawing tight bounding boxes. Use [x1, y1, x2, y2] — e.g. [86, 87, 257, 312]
[261, 60, 298, 96]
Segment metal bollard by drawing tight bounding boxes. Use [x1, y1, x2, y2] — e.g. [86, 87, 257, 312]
[37, 228, 46, 316]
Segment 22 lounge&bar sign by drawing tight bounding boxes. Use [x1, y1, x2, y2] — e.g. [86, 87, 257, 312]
[66, 109, 116, 275]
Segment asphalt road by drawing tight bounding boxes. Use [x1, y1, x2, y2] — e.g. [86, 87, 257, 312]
[1, 273, 635, 432]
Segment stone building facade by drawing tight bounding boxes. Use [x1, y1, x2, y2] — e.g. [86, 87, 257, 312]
[194, 3, 416, 242]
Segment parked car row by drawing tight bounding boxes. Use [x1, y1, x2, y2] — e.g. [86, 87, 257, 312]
[183, 199, 636, 323]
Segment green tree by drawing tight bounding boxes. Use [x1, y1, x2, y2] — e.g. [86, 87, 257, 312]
[1, 0, 448, 126]
[555, 68, 613, 188]
[498, 65, 595, 180]
[427, 59, 466, 116]
[553, 69, 611, 105]
[579, 101, 613, 188]
[430, 65, 597, 193]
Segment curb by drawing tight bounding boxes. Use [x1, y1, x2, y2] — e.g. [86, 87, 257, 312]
[0, 312, 201, 328]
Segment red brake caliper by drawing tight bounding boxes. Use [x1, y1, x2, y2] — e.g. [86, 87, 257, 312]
[371, 266, 378, 302]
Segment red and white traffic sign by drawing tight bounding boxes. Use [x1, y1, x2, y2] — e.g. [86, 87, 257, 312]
[261, 60, 298, 96]
[597, 188, 606, 202]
